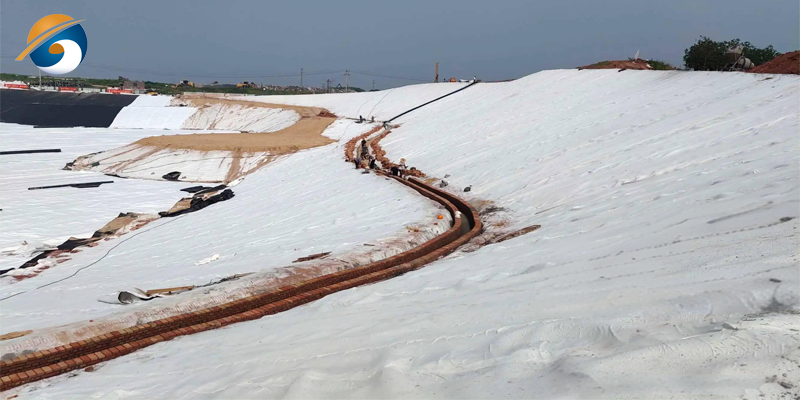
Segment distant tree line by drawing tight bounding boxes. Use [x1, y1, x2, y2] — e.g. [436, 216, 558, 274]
[684, 36, 781, 70]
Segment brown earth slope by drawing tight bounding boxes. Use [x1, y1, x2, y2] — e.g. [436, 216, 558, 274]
[750, 51, 799, 75]
[136, 97, 336, 152]
[578, 59, 653, 70]
[127, 97, 337, 182]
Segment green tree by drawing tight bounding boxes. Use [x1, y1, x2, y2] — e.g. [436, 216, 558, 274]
[683, 36, 729, 70]
[736, 42, 781, 65]
[647, 60, 676, 70]
[684, 36, 782, 70]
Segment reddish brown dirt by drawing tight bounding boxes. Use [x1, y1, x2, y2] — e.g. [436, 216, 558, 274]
[492, 225, 541, 243]
[293, 252, 331, 263]
[369, 129, 426, 177]
[344, 124, 424, 177]
[345, 125, 382, 162]
[578, 59, 653, 70]
[750, 51, 799, 75]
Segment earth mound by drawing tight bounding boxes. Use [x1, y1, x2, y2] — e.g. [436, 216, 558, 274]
[578, 59, 653, 70]
[750, 51, 799, 75]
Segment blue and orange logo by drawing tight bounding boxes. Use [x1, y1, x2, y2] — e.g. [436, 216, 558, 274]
[16, 14, 87, 75]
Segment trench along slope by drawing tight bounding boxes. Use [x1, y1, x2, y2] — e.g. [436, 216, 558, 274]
[1, 121, 456, 355]
[0, 167, 482, 392]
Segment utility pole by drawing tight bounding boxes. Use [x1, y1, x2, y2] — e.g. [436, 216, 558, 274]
[372, 80, 375, 91]
[38, 69, 41, 89]
[326, 79, 331, 93]
[343, 70, 351, 93]
[300, 67, 304, 87]
[435, 62, 439, 83]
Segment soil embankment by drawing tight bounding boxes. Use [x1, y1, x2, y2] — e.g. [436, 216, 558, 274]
[750, 51, 800, 75]
[70, 97, 338, 183]
[137, 97, 336, 152]
[578, 59, 654, 70]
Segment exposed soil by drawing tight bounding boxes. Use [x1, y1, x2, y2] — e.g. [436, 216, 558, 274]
[177, 95, 329, 118]
[78, 97, 339, 183]
[345, 125, 382, 162]
[368, 128, 426, 177]
[135, 128, 334, 153]
[293, 252, 331, 263]
[750, 51, 799, 75]
[491, 224, 541, 243]
[0, 331, 32, 342]
[136, 98, 336, 152]
[578, 59, 653, 71]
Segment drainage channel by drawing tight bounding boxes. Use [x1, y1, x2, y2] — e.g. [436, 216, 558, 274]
[0, 173, 481, 391]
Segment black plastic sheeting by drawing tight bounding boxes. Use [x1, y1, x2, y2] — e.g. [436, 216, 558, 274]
[160, 189, 235, 217]
[28, 181, 114, 190]
[180, 184, 226, 194]
[162, 171, 181, 181]
[4, 188, 236, 275]
[0, 90, 137, 128]
[0, 149, 61, 155]
[180, 185, 209, 193]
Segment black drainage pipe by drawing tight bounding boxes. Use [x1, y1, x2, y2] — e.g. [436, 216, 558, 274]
[386, 81, 478, 123]
[0, 149, 62, 155]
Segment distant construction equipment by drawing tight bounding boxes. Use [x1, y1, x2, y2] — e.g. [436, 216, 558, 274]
[723, 46, 754, 71]
[236, 81, 259, 88]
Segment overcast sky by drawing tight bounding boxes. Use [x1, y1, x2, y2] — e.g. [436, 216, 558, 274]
[1, 0, 797, 89]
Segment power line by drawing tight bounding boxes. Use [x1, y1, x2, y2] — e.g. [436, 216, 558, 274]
[350, 70, 428, 82]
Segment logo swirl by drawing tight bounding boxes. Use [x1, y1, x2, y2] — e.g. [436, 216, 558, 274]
[16, 14, 87, 75]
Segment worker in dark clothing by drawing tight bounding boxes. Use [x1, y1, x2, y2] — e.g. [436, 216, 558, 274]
[354, 156, 362, 169]
[359, 115, 364, 123]
[359, 139, 369, 159]
[368, 155, 377, 169]
[371, 116, 375, 122]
